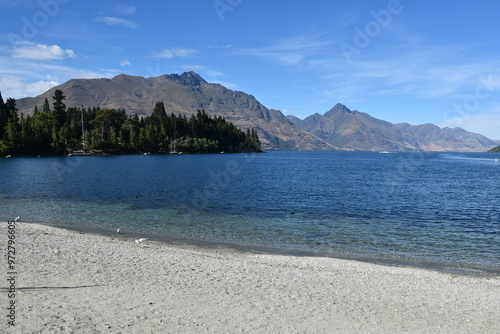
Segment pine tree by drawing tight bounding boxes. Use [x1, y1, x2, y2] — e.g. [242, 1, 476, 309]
[42, 98, 51, 113]
[0, 97, 261, 155]
[152, 101, 167, 119]
[52, 89, 66, 127]
[3, 98, 20, 154]
[32, 107, 54, 155]
[0, 92, 8, 139]
[20, 114, 35, 155]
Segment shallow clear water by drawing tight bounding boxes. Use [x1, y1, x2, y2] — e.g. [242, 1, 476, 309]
[1, 151, 499, 273]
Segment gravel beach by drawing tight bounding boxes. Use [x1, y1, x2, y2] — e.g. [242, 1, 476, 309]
[3, 222, 499, 333]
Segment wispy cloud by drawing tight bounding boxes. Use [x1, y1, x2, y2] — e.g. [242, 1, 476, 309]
[0, 54, 117, 98]
[115, 4, 137, 15]
[440, 109, 500, 140]
[12, 41, 76, 61]
[209, 80, 240, 90]
[120, 60, 131, 67]
[181, 65, 224, 77]
[177, 65, 238, 89]
[235, 31, 339, 66]
[153, 48, 199, 59]
[96, 16, 138, 28]
[0, 0, 30, 8]
[319, 43, 500, 102]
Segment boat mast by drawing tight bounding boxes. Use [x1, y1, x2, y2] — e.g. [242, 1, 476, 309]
[81, 109, 85, 152]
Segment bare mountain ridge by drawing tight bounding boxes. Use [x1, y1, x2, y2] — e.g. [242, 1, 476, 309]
[13, 72, 496, 151]
[15, 72, 336, 151]
[289, 103, 497, 152]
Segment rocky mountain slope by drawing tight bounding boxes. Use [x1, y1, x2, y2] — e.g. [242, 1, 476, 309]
[15, 72, 335, 151]
[288, 104, 497, 152]
[13, 72, 496, 151]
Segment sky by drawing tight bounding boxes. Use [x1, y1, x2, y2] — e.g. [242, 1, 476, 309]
[1, 0, 500, 140]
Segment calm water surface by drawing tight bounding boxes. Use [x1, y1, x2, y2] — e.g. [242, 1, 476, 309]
[1, 151, 499, 274]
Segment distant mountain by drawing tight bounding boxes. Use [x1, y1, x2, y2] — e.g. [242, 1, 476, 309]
[289, 103, 497, 152]
[15, 72, 335, 151]
[14, 72, 496, 152]
[285, 115, 302, 127]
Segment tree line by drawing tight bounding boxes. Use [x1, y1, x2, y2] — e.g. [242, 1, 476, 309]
[0, 89, 262, 156]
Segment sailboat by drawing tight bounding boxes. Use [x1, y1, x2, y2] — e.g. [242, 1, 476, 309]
[68, 110, 93, 156]
[169, 139, 180, 155]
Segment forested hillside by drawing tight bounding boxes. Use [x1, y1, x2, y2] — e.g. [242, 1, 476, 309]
[488, 146, 500, 152]
[0, 90, 261, 156]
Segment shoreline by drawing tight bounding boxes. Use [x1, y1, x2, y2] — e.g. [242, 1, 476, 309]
[56, 222, 500, 278]
[3, 221, 500, 333]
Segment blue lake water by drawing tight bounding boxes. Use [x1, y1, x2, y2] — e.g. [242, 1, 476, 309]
[1, 151, 499, 275]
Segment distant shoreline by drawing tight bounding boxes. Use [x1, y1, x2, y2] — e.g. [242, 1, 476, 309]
[5, 149, 500, 158]
[2, 149, 265, 159]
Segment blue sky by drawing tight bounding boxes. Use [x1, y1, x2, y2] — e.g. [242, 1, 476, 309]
[1, 0, 500, 139]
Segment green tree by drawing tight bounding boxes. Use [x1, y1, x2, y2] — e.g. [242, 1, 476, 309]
[123, 114, 140, 152]
[0, 92, 9, 139]
[52, 89, 66, 127]
[88, 108, 126, 152]
[149, 102, 169, 152]
[42, 98, 51, 113]
[0, 96, 261, 156]
[32, 109, 54, 155]
[2, 98, 21, 154]
[152, 101, 167, 119]
[20, 114, 35, 155]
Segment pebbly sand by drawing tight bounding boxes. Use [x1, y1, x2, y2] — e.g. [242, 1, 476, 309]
[2, 222, 499, 333]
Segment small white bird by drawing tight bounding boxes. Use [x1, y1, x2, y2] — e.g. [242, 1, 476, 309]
[135, 238, 148, 245]
[14, 216, 20, 222]
[116, 228, 120, 234]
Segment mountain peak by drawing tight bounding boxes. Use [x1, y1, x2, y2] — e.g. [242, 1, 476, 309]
[163, 71, 206, 86]
[294, 103, 497, 152]
[324, 103, 354, 117]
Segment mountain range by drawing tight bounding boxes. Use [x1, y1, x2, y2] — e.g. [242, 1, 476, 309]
[13, 72, 498, 152]
[15, 72, 332, 151]
[287, 104, 498, 152]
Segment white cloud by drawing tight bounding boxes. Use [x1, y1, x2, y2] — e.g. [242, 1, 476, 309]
[96, 16, 138, 28]
[0, 75, 59, 99]
[120, 60, 131, 66]
[0, 54, 117, 98]
[153, 48, 199, 59]
[12, 41, 76, 61]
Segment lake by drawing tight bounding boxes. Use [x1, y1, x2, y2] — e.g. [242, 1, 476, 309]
[1, 151, 499, 275]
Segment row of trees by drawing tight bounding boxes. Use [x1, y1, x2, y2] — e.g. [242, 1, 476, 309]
[0, 90, 262, 156]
